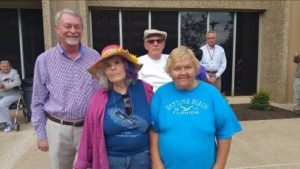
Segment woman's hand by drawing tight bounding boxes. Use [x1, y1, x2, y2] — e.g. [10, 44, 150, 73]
[150, 129, 165, 169]
[152, 161, 165, 169]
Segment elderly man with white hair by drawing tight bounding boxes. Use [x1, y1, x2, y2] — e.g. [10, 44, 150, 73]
[138, 29, 172, 92]
[0, 60, 21, 132]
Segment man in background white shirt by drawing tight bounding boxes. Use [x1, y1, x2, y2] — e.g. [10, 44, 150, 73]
[0, 60, 21, 132]
[200, 31, 227, 91]
[138, 29, 172, 92]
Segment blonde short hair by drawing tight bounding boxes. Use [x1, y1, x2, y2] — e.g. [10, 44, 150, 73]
[165, 46, 199, 75]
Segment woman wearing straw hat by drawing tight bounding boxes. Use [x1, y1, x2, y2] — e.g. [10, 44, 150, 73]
[75, 44, 153, 169]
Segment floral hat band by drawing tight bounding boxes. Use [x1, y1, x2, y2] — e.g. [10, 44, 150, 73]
[87, 44, 143, 80]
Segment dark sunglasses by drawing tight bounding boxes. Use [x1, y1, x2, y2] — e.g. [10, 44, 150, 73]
[122, 94, 132, 115]
[146, 39, 163, 44]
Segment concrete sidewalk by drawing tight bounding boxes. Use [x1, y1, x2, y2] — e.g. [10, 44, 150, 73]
[0, 120, 49, 169]
[1, 98, 299, 169]
[228, 118, 300, 169]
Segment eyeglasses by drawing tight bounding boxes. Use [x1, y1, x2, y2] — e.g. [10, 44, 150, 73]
[146, 39, 164, 44]
[122, 94, 132, 115]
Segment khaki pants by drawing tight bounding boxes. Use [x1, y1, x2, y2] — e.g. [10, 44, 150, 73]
[46, 119, 83, 169]
[207, 73, 222, 91]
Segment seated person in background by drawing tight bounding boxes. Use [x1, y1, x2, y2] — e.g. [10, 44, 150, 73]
[194, 48, 208, 81]
[0, 60, 21, 132]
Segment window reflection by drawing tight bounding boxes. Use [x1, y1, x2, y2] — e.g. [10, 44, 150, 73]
[209, 12, 234, 94]
[181, 12, 207, 50]
[122, 11, 148, 56]
[209, 12, 233, 44]
[235, 13, 259, 95]
[152, 11, 178, 54]
[21, 9, 44, 79]
[0, 9, 44, 79]
[91, 10, 119, 53]
[0, 9, 21, 72]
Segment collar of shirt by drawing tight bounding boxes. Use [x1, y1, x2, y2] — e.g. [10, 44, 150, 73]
[57, 43, 84, 61]
[207, 44, 215, 50]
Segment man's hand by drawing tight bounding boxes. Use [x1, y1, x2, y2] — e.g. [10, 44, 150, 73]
[0, 83, 5, 89]
[208, 76, 217, 85]
[37, 139, 49, 152]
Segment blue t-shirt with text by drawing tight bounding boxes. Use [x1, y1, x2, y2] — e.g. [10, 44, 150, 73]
[151, 81, 242, 169]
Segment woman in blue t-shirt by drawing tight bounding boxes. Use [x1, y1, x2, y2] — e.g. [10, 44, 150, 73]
[150, 46, 242, 169]
[75, 44, 153, 169]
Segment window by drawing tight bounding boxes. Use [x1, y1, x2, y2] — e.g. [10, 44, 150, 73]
[91, 9, 179, 56]
[0, 9, 21, 72]
[209, 12, 234, 94]
[21, 9, 45, 79]
[91, 10, 119, 53]
[235, 12, 259, 95]
[122, 11, 148, 56]
[0, 8, 44, 79]
[90, 9, 259, 96]
[181, 12, 207, 50]
[152, 11, 178, 54]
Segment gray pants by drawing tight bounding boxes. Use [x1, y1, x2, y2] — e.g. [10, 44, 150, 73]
[0, 94, 21, 123]
[294, 77, 300, 110]
[46, 119, 83, 169]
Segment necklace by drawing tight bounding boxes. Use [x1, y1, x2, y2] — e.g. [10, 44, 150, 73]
[206, 44, 215, 61]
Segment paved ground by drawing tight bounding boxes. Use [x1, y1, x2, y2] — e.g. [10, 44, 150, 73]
[0, 97, 299, 169]
[0, 121, 50, 169]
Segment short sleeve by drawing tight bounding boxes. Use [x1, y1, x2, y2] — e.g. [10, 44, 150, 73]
[213, 91, 242, 140]
[150, 91, 161, 133]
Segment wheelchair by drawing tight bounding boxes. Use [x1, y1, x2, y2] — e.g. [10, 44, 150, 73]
[8, 88, 29, 131]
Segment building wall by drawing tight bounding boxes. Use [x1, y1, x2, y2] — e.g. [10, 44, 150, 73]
[0, 0, 41, 8]
[257, 1, 289, 103]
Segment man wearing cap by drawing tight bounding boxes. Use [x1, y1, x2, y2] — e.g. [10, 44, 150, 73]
[200, 31, 227, 91]
[31, 9, 100, 169]
[138, 29, 172, 92]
